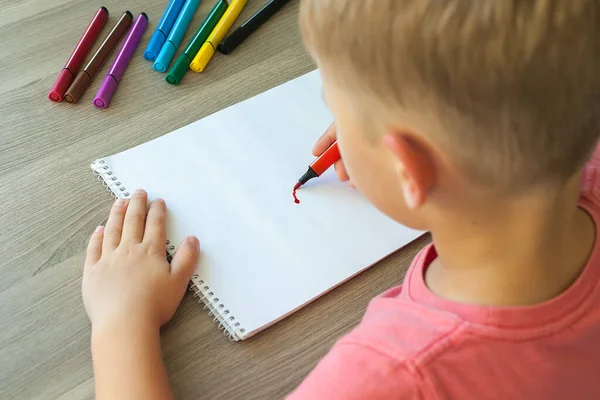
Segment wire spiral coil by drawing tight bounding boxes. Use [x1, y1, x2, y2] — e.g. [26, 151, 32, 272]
[91, 159, 245, 341]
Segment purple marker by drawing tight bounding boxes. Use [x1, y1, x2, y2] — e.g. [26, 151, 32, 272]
[94, 13, 149, 109]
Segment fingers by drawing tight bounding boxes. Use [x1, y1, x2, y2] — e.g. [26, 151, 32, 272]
[334, 160, 350, 182]
[121, 189, 148, 244]
[103, 198, 128, 252]
[313, 123, 351, 184]
[170, 236, 200, 294]
[85, 226, 104, 271]
[143, 199, 167, 252]
[312, 122, 337, 156]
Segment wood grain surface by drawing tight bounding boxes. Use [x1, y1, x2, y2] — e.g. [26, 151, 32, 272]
[0, 1, 430, 398]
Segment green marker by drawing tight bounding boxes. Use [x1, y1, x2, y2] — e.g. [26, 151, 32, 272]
[166, 0, 229, 85]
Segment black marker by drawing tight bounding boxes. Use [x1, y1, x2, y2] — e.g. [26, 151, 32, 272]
[217, 0, 293, 54]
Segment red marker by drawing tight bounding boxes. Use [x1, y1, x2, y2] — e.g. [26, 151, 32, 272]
[48, 6, 109, 102]
[293, 140, 341, 203]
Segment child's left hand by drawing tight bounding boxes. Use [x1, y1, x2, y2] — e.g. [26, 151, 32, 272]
[82, 189, 200, 335]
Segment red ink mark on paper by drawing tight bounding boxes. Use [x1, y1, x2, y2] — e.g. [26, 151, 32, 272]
[292, 182, 301, 204]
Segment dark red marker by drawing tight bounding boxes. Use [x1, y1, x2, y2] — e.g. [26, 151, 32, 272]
[48, 6, 109, 102]
[293, 140, 341, 203]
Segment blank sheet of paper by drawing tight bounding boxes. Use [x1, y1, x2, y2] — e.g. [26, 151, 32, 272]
[92, 70, 423, 340]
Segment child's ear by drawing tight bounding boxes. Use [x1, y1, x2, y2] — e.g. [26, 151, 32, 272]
[383, 131, 435, 210]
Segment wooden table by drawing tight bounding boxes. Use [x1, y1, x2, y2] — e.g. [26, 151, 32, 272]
[0, 1, 429, 398]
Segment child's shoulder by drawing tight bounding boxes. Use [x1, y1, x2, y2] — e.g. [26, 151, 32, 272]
[342, 284, 463, 363]
[331, 245, 465, 367]
[286, 276, 464, 400]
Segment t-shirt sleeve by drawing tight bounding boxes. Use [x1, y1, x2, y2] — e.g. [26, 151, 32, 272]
[286, 341, 421, 400]
[581, 143, 600, 201]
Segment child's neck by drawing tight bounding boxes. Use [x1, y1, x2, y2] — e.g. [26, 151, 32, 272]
[426, 174, 596, 307]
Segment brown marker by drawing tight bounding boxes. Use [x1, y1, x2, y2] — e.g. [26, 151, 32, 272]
[65, 11, 133, 104]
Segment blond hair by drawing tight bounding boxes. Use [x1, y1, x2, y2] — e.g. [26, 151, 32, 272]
[301, 0, 600, 192]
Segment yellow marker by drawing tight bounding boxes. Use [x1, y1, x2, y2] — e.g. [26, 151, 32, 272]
[190, 0, 248, 72]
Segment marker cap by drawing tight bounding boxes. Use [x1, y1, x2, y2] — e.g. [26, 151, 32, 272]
[144, 30, 166, 61]
[64, 72, 92, 104]
[166, 53, 191, 85]
[153, 41, 176, 73]
[93, 75, 118, 109]
[48, 69, 74, 102]
[190, 42, 215, 72]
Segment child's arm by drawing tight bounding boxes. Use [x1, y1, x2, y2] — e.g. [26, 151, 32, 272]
[82, 190, 199, 400]
[91, 321, 171, 400]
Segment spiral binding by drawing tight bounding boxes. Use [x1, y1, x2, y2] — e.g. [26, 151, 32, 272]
[189, 276, 245, 341]
[91, 159, 246, 341]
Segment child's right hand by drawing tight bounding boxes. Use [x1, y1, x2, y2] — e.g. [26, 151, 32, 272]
[313, 123, 354, 187]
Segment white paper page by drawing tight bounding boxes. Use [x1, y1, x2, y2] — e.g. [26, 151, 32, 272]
[94, 70, 423, 339]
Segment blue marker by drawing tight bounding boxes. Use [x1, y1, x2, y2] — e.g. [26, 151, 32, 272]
[144, 0, 187, 61]
[153, 0, 202, 72]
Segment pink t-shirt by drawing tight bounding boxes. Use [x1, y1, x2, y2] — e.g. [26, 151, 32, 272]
[287, 153, 600, 399]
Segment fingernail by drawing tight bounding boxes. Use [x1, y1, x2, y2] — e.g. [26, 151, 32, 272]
[187, 236, 199, 249]
[115, 198, 126, 207]
[95, 226, 104, 233]
[134, 189, 145, 195]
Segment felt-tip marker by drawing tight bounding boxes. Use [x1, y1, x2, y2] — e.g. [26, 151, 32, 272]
[64, 11, 133, 104]
[48, 7, 109, 102]
[144, 0, 186, 61]
[218, 0, 292, 55]
[293, 140, 341, 204]
[190, 0, 247, 72]
[93, 13, 149, 109]
[166, 0, 229, 84]
[153, 0, 202, 72]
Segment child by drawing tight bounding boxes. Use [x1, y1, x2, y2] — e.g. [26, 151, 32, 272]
[82, 0, 600, 398]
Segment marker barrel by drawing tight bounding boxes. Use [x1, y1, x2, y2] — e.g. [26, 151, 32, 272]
[48, 7, 109, 102]
[94, 13, 149, 109]
[190, 0, 248, 72]
[153, 0, 202, 72]
[65, 11, 132, 103]
[165, 0, 229, 84]
[144, 0, 186, 61]
[310, 141, 340, 176]
[218, 0, 291, 54]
